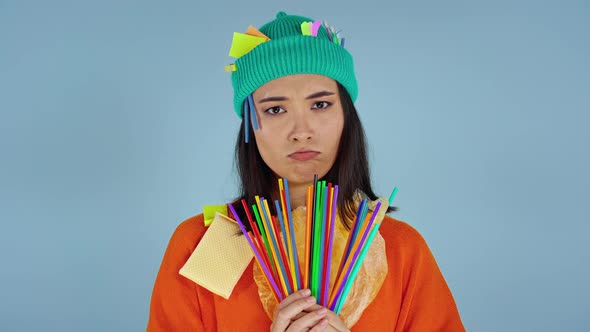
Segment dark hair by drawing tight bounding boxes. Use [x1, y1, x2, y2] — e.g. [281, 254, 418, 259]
[232, 82, 397, 230]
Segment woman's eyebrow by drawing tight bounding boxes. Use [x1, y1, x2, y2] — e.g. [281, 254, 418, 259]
[258, 96, 288, 103]
[306, 91, 335, 99]
[257, 90, 335, 103]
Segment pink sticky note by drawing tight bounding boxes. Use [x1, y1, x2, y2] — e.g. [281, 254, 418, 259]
[311, 21, 322, 37]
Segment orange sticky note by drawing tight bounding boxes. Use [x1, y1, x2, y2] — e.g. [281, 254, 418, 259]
[246, 25, 270, 40]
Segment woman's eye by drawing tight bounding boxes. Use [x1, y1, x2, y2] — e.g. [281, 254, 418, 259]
[312, 101, 331, 109]
[264, 106, 285, 115]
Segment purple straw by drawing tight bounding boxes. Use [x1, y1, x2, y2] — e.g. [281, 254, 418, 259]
[228, 203, 283, 301]
[330, 201, 382, 310]
[323, 185, 338, 306]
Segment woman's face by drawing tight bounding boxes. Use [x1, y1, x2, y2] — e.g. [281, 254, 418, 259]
[252, 74, 344, 187]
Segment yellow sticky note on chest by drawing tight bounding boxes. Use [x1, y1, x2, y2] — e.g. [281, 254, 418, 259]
[179, 213, 253, 299]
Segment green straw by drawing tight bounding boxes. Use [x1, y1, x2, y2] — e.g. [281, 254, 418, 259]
[318, 181, 328, 303]
[388, 187, 399, 206]
[312, 181, 323, 298]
[309, 175, 318, 292]
[335, 187, 399, 313]
[252, 205, 275, 276]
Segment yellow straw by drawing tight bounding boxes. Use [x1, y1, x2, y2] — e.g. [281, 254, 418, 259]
[278, 179, 298, 291]
[256, 195, 289, 296]
[263, 197, 293, 294]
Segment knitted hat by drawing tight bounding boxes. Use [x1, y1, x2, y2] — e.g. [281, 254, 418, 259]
[227, 11, 358, 118]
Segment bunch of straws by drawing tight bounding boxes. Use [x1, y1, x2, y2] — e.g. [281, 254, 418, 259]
[228, 176, 398, 314]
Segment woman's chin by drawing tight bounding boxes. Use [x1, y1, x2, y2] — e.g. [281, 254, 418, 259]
[283, 168, 328, 185]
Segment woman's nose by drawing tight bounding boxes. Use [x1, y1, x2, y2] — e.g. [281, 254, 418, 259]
[288, 110, 314, 141]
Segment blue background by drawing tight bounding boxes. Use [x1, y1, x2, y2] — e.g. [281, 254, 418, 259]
[1, 0, 588, 331]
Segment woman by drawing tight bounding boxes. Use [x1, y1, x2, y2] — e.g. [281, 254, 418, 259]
[148, 11, 465, 331]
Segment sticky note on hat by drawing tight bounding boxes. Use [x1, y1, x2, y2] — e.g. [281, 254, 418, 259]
[229, 32, 267, 58]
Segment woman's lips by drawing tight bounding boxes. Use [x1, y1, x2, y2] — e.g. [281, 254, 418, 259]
[289, 151, 320, 161]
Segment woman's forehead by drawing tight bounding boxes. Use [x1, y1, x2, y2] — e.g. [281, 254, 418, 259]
[254, 74, 338, 97]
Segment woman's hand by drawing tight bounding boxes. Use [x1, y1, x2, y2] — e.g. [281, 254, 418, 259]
[271, 289, 350, 332]
[292, 304, 350, 332]
[270, 289, 329, 332]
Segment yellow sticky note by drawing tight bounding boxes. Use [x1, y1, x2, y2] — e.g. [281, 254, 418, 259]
[246, 25, 270, 40]
[203, 204, 228, 226]
[179, 213, 253, 299]
[229, 32, 267, 58]
[224, 64, 237, 72]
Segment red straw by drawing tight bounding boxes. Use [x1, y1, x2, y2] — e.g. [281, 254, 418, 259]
[249, 231, 281, 301]
[242, 200, 273, 277]
[227, 203, 283, 301]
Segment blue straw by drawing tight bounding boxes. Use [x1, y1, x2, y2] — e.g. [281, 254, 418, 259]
[334, 222, 382, 314]
[343, 199, 367, 260]
[275, 198, 298, 291]
[333, 202, 381, 311]
[274, 200, 290, 260]
[247, 95, 259, 130]
[243, 98, 250, 143]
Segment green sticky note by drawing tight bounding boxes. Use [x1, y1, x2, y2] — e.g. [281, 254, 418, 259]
[228, 32, 267, 58]
[300, 22, 311, 36]
[203, 204, 228, 227]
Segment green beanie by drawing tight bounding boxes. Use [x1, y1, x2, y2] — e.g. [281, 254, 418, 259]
[229, 11, 358, 118]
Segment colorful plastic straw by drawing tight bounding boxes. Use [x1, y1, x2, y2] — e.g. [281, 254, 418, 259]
[243, 98, 250, 143]
[242, 200, 273, 280]
[231, 177, 398, 310]
[323, 184, 338, 306]
[335, 220, 383, 314]
[228, 203, 283, 301]
[330, 202, 382, 310]
[275, 200, 296, 291]
[304, 186, 313, 289]
[257, 196, 290, 296]
[247, 94, 259, 130]
[262, 198, 293, 294]
[251, 205, 276, 278]
[283, 179, 302, 290]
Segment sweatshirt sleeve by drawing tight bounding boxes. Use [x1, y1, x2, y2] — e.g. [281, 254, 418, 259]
[147, 217, 207, 331]
[394, 223, 465, 332]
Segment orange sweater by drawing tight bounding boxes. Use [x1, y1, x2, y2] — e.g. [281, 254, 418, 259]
[148, 214, 465, 331]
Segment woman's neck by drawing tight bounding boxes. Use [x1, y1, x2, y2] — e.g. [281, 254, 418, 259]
[286, 181, 309, 209]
